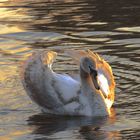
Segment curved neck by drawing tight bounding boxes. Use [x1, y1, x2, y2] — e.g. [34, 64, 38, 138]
[80, 66, 108, 116]
[80, 65, 96, 94]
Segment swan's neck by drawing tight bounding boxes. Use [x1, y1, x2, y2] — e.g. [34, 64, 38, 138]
[80, 66, 109, 116]
[80, 66, 96, 94]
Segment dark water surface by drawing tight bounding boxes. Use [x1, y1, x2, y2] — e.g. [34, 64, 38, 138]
[0, 0, 140, 139]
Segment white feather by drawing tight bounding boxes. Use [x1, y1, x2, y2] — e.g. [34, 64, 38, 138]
[53, 73, 80, 102]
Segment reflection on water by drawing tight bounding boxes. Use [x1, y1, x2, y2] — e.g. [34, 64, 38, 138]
[27, 113, 120, 140]
[26, 110, 138, 140]
[0, 0, 140, 139]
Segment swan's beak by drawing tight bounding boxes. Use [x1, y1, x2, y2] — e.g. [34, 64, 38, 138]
[89, 68, 100, 90]
[90, 70, 109, 99]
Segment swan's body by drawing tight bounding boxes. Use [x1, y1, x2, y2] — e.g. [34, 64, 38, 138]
[22, 50, 115, 116]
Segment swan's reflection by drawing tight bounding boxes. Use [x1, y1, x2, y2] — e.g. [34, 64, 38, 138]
[27, 109, 121, 140]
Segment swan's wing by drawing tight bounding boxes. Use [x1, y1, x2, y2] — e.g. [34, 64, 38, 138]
[86, 50, 115, 108]
[21, 51, 63, 109]
[52, 73, 81, 104]
[91, 52, 115, 107]
[65, 50, 87, 62]
[22, 50, 82, 114]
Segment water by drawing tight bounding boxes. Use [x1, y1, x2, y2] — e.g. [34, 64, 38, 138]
[0, 0, 140, 139]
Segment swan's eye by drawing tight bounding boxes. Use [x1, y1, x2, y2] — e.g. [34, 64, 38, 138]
[89, 65, 97, 76]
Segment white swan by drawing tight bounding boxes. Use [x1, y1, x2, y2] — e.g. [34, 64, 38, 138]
[22, 50, 115, 117]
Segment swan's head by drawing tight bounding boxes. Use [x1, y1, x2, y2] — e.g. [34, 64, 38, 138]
[80, 56, 100, 90]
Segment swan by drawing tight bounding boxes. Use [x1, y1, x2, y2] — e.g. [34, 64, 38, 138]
[22, 50, 115, 117]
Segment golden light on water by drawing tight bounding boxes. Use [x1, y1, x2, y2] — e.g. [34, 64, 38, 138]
[0, 128, 33, 140]
[0, 25, 23, 34]
[0, 0, 8, 2]
[115, 26, 140, 32]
